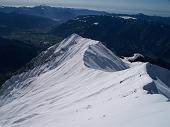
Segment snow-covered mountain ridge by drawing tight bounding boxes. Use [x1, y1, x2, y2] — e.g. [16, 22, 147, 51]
[0, 34, 170, 127]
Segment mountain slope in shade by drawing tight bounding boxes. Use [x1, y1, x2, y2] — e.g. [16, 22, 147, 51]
[0, 37, 38, 86]
[0, 34, 170, 127]
[0, 11, 57, 34]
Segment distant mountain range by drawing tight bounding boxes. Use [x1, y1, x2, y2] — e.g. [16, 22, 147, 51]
[0, 6, 170, 25]
[0, 5, 107, 23]
[0, 6, 108, 47]
[0, 11, 57, 35]
[111, 13, 170, 25]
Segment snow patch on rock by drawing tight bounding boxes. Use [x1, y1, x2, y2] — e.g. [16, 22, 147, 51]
[119, 16, 137, 20]
[124, 53, 144, 62]
[93, 22, 99, 25]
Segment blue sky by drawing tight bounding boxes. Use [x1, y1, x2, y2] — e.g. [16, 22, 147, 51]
[0, 0, 170, 16]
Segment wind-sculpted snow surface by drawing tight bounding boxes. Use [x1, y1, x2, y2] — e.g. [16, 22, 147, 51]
[84, 42, 128, 72]
[144, 64, 170, 98]
[0, 34, 170, 127]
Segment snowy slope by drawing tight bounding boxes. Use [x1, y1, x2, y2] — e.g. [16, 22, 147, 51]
[0, 34, 170, 127]
[119, 16, 137, 20]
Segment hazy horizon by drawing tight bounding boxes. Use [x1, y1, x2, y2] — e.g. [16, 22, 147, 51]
[0, 0, 170, 17]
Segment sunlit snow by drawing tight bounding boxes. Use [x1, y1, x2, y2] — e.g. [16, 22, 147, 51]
[0, 34, 170, 127]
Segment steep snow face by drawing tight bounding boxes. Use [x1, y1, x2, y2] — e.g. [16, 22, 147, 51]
[0, 34, 170, 127]
[84, 42, 128, 71]
[145, 64, 170, 98]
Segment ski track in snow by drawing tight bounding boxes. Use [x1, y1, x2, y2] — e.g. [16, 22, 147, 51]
[0, 34, 170, 127]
